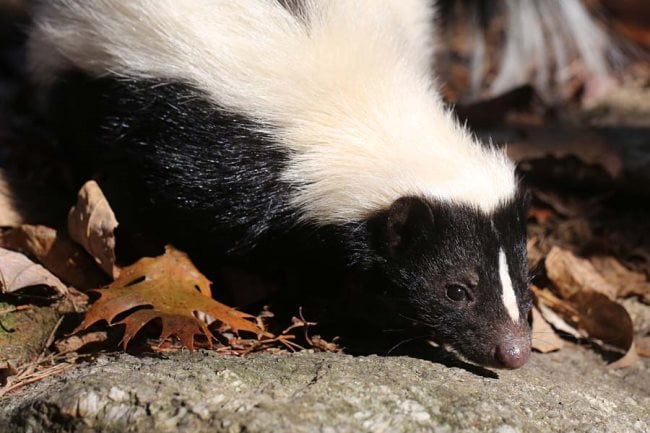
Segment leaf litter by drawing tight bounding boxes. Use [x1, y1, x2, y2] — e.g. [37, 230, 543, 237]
[527, 195, 650, 368]
[0, 181, 341, 397]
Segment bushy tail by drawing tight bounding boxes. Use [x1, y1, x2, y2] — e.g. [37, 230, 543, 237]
[439, 0, 628, 102]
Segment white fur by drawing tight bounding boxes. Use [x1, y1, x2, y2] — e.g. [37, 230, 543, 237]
[498, 248, 520, 323]
[30, 0, 516, 224]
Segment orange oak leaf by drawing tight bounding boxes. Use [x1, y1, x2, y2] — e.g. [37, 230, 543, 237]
[75, 246, 265, 349]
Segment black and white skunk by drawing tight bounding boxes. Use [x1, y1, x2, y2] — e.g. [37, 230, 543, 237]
[29, 0, 533, 369]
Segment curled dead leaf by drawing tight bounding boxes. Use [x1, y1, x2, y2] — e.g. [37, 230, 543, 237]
[0, 247, 69, 297]
[589, 256, 650, 304]
[533, 281, 636, 367]
[546, 246, 618, 300]
[68, 181, 119, 279]
[607, 341, 639, 370]
[537, 303, 583, 339]
[0, 225, 107, 291]
[569, 290, 635, 354]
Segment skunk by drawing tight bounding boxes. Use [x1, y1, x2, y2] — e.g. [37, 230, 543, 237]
[29, 0, 532, 369]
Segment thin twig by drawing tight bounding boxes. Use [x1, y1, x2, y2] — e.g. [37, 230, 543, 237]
[0, 305, 32, 316]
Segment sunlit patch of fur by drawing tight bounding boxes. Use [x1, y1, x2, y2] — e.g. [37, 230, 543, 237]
[30, 0, 516, 224]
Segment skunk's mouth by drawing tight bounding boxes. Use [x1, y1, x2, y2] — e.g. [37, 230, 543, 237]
[427, 333, 531, 370]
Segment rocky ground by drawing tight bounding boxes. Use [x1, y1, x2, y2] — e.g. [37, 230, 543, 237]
[1, 346, 649, 433]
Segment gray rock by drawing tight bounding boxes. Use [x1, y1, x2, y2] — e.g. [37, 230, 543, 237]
[1, 346, 649, 433]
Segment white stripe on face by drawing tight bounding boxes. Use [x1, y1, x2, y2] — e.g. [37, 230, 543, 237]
[499, 248, 520, 323]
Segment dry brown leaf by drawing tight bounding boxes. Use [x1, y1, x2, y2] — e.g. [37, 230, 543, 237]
[0, 248, 69, 297]
[68, 181, 119, 279]
[0, 225, 107, 291]
[76, 246, 265, 349]
[533, 285, 636, 366]
[569, 291, 635, 354]
[0, 169, 22, 227]
[531, 306, 564, 353]
[546, 246, 618, 300]
[590, 256, 650, 304]
[532, 286, 581, 323]
[607, 341, 640, 370]
[537, 302, 583, 339]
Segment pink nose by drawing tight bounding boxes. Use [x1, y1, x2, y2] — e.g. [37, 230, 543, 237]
[495, 339, 531, 369]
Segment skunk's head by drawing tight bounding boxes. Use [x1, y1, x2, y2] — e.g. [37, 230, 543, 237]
[372, 192, 532, 369]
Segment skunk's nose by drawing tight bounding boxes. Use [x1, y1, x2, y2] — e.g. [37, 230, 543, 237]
[495, 338, 531, 369]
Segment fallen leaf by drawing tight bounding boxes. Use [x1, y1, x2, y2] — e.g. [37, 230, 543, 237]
[76, 246, 265, 349]
[533, 286, 583, 338]
[0, 225, 107, 291]
[546, 246, 618, 300]
[531, 306, 564, 353]
[533, 285, 636, 366]
[607, 341, 640, 370]
[589, 256, 650, 304]
[68, 181, 119, 279]
[0, 169, 23, 227]
[0, 248, 69, 297]
[569, 291, 635, 353]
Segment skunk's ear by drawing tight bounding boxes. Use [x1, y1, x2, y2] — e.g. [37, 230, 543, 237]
[384, 196, 434, 257]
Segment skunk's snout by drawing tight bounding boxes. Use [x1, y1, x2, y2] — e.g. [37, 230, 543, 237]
[493, 329, 531, 369]
[495, 339, 530, 369]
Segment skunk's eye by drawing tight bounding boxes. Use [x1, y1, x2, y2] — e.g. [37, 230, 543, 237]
[446, 284, 469, 302]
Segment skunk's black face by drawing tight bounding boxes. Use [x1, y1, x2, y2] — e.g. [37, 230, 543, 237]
[374, 193, 532, 369]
